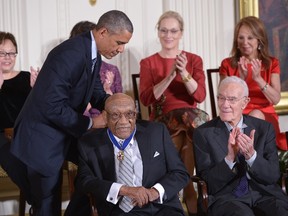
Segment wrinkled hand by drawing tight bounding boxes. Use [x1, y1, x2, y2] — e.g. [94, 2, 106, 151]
[250, 59, 262, 81]
[226, 127, 241, 162]
[120, 186, 159, 208]
[30, 66, 40, 87]
[236, 129, 255, 160]
[91, 113, 107, 128]
[238, 56, 249, 80]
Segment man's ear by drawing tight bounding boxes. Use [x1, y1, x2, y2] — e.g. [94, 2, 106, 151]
[242, 97, 250, 110]
[98, 27, 109, 39]
[102, 110, 108, 123]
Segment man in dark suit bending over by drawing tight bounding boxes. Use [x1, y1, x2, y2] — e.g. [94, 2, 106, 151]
[75, 93, 190, 216]
[0, 10, 133, 216]
[193, 76, 288, 216]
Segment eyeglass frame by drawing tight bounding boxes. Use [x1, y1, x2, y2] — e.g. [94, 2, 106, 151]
[106, 110, 137, 121]
[0, 51, 18, 58]
[217, 95, 247, 105]
[158, 28, 181, 36]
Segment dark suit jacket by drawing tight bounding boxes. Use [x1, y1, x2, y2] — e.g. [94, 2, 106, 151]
[76, 120, 190, 216]
[193, 115, 288, 207]
[11, 32, 109, 176]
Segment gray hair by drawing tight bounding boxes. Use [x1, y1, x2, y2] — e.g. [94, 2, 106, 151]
[219, 76, 249, 97]
[96, 10, 133, 34]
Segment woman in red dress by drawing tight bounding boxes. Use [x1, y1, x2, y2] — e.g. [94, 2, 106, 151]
[220, 16, 287, 151]
[139, 11, 209, 215]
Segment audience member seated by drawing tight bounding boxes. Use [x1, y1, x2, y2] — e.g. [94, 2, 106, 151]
[0, 30, 37, 151]
[219, 16, 287, 151]
[69, 20, 123, 118]
[75, 93, 190, 216]
[139, 10, 209, 215]
[193, 76, 288, 216]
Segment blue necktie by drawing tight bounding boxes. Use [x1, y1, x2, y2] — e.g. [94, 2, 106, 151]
[233, 153, 249, 197]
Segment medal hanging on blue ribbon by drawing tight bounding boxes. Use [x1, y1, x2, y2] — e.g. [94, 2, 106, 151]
[107, 128, 136, 161]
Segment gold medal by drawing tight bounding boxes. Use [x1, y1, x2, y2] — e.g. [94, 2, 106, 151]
[117, 151, 124, 161]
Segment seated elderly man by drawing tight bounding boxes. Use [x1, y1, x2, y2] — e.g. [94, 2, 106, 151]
[75, 93, 190, 216]
[193, 76, 288, 216]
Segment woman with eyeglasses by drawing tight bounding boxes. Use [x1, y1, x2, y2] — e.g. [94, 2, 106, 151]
[139, 11, 209, 216]
[0, 31, 37, 146]
[219, 16, 287, 151]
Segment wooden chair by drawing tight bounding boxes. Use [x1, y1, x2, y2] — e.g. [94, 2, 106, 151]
[0, 128, 26, 216]
[1, 128, 80, 215]
[131, 74, 151, 120]
[206, 68, 220, 119]
[191, 165, 288, 215]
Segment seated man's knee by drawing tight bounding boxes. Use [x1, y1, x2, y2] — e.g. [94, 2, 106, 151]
[249, 109, 265, 120]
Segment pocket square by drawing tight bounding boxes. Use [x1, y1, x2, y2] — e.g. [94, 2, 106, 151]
[153, 151, 160, 158]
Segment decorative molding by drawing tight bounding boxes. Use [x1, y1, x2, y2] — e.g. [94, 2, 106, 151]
[238, 0, 259, 18]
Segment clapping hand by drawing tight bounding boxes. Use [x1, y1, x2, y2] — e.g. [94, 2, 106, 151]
[238, 56, 249, 80]
[226, 127, 241, 162]
[30, 66, 40, 87]
[236, 129, 255, 160]
[103, 71, 114, 94]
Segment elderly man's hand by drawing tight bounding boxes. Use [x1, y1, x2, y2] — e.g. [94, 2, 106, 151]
[236, 129, 255, 160]
[120, 186, 159, 208]
[226, 127, 240, 162]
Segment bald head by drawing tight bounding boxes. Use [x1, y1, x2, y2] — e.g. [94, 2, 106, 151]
[105, 93, 135, 111]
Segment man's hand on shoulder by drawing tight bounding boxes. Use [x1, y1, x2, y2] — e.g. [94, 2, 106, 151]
[91, 114, 107, 129]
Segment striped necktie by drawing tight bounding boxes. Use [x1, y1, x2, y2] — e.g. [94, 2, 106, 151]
[91, 58, 97, 72]
[118, 141, 134, 212]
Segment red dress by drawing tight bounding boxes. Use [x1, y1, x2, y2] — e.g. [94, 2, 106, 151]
[220, 57, 287, 150]
[139, 52, 206, 120]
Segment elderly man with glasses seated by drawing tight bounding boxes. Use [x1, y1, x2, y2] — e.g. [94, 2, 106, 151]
[73, 93, 190, 216]
[193, 76, 288, 216]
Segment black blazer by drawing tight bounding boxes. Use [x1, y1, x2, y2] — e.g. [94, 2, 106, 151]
[193, 115, 288, 207]
[11, 32, 109, 176]
[76, 120, 190, 216]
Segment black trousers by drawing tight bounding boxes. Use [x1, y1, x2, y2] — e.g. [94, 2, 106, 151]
[0, 141, 62, 216]
[209, 193, 288, 216]
[109, 203, 184, 216]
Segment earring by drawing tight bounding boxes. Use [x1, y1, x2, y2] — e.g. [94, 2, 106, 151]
[258, 44, 261, 50]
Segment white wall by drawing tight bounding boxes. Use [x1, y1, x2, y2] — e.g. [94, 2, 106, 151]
[0, 0, 235, 118]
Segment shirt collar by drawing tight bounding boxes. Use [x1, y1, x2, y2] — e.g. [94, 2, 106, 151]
[224, 115, 247, 132]
[90, 30, 97, 60]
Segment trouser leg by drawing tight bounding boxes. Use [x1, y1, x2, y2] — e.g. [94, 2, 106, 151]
[27, 166, 62, 216]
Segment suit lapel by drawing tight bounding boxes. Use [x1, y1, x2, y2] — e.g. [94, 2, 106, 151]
[134, 123, 151, 184]
[97, 131, 116, 180]
[83, 53, 102, 106]
[242, 115, 257, 146]
[213, 118, 231, 155]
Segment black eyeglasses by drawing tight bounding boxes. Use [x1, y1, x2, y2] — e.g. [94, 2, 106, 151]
[0, 51, 17, 58]
[106, 111, 137, 121]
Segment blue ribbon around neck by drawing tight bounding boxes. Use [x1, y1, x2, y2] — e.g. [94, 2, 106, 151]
[107, 128, 136, 151]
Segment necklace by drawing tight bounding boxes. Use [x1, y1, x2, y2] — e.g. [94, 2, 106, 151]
[107, 128, 136, 161]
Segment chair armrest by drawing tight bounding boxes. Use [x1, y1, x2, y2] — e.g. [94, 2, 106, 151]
[191, 175, 208, 213]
